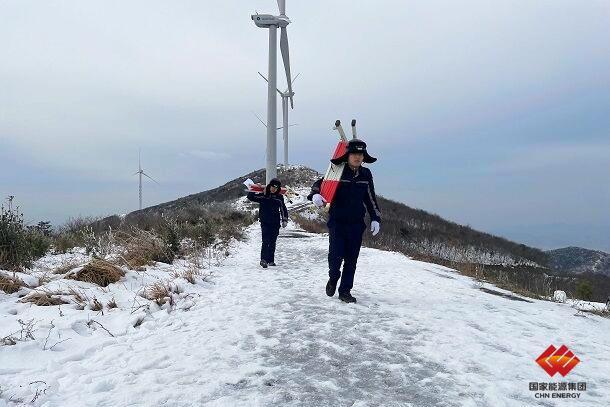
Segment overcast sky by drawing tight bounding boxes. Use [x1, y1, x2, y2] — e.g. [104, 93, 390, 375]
[1, 0, 609, 251]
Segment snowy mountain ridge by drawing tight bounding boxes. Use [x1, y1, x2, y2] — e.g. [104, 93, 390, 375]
[547, 247, 610, 277]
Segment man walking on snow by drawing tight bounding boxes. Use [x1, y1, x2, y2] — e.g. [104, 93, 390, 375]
[307, 139, 381, 303]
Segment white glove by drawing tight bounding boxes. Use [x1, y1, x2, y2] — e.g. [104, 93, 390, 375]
[371, 221, 380, 236]
[312, 194, 327, 208]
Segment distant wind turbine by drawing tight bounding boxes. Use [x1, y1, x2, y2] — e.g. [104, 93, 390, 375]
[258, 71, 299, 166]
[133, 149, 159, 210]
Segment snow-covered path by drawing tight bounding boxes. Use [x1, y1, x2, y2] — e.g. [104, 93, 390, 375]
[2, 224, 610, 406]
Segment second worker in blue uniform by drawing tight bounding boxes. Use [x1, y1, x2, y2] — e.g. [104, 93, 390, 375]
[247, 178, 289, 268]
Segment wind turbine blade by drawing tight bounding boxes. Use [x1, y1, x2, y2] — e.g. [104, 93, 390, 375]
[277, 0, 286, 15]
[280, 27, 294, 109]
[291, 72, 300, 86]
[259, 71, 283, 95]
[133, 171, 140, 176]
[251, 111, 268, 128]
[142, 172, 160, 185]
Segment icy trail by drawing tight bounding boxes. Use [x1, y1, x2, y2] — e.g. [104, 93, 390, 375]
[1, 224, 610, 406]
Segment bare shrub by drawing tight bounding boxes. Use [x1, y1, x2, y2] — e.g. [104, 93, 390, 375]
[1, 319, 37, 346]
[52, 216, 101, 254]
[203, 243, 229, 268]
[87, 319, 115, 337]
[172, 203, 254, 247]
[68, 258, 124, 287]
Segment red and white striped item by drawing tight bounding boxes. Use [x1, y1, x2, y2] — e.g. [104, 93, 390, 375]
[319, 140, 348, 204]
[248, 184, 288, 195]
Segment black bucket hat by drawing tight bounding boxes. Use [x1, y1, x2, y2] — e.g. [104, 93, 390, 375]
[265, 178, 282, 195]
[330, 139, 377, 165]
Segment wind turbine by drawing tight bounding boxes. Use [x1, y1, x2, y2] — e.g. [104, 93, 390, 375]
[133, 149, 159, 210]
[258, 71, 300, 167]
[252, 0, 294, 183]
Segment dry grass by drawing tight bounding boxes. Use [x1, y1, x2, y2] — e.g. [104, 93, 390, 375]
[34, 270, 55, 288]
[67, 285, 88, 308]
[291, 213, 328, 234]
[53, 260, 82, 275]
[19, 291, 69, 306]
[171, 253, 213, 284]
[142, 281, 182, 306]
[114, 229, 174, 269]
[107, 297, 117, 309]
[0, 274, 26, 294]
[172, 260, 214, 284]
[68, 258, 124, 287]
[89, 297, 104, 312]
[172, 268, 209, 284]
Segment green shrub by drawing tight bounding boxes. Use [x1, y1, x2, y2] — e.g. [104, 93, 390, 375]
[0, 204, 50, 271]
[576, 280, 593, 301]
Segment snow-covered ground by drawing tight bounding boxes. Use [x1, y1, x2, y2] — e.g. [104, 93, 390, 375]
[1, 223, 610, 406]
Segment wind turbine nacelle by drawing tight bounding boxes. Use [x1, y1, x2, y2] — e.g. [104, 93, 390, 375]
[252, 14, 290, 28]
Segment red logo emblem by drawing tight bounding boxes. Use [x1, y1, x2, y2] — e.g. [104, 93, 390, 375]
[536, 345, 580, 377]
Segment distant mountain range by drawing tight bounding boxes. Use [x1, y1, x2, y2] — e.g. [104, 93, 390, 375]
[547, 247, 610, 277]
[493, 223, 610, 254]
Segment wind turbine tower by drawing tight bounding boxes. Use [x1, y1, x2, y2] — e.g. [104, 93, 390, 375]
[252, 0, 294, 183]
[134, 150, 159, 210]
[258, 72, 299, 167]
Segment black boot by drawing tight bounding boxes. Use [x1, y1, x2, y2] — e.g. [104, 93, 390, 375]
[260, 260, 268, 268]
[338, 293, 357, 303]
[326, 279, 337, 297]
[268, 262, 277, 266]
